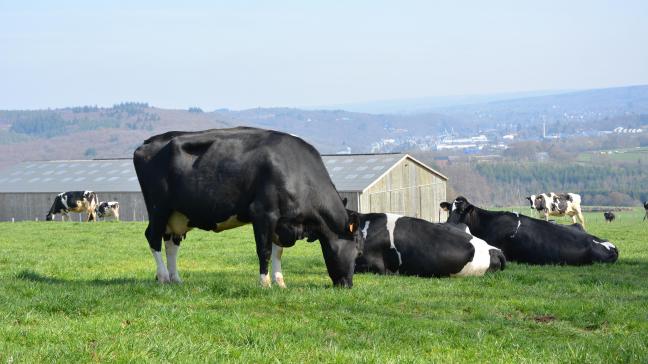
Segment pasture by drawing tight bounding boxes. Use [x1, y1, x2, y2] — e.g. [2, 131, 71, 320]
[1, 209, 647, 363]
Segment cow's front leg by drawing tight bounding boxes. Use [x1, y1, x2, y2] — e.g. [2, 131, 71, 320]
[271, 244, 286, 288]
[145, 223, 170, 283]
[165, 235, 182, 283]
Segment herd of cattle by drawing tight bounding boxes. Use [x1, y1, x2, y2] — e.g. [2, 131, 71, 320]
[45, 127, 647, 288]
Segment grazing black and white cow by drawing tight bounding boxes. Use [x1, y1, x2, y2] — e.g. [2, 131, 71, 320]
[96, 201, 120, 221]
[603, 211, 615, 223]
[133, 127, 363, 287]
[46, 191, 98, 222]
[441, 196, 618, 265]
[353, 213, 505, 277]
[526, 192, 585, 227]
[644, 201, 648, 221]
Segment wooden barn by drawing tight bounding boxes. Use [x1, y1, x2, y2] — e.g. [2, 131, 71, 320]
[0, 153, 448, 222]
[322, 153, 448, 222]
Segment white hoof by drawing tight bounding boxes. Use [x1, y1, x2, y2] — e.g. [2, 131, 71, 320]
[157, 272, 171, 283]
[260, 274, 271, 288]
[169, 273, 182, 284]
[273, 273, 287, 289]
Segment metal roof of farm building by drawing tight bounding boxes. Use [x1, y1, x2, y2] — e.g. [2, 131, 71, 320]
[0, 154, 446, 193]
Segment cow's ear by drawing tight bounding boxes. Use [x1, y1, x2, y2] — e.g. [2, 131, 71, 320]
[440, 202, 451, 211]
[348, 212, 360, 233]
[342, 197, 348, 207]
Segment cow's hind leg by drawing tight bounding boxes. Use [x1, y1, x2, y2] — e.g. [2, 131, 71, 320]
[271, 244, 286, 288]
[165, 234, 182, 283]
[145, 217, 171, 283]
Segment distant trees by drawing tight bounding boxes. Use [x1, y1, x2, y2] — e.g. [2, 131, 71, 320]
[9, 112, 68, 137]
[188, 107, 203, 113]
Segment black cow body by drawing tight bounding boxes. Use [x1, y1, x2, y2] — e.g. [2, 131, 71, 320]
[96, 201, 120, 221]
[46, 191, 98, 222]
[603, 211, 615, 223]
[354, 213, 505, 277]
[441, 197, 618, 265]
[644, 202, 648, 221]
[133, 127, 362, 287]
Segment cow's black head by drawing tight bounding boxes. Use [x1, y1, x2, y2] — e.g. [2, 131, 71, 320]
[525, 195, 536, 209]
[440, 196, 474, 225]
[320, 209, 364, 288]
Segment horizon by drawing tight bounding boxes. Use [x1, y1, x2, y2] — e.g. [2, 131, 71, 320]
[2, 1, 648, 110]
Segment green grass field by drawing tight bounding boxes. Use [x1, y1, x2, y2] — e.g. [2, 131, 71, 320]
[2, 210, 648, 363]
[577, 146, 648, 164]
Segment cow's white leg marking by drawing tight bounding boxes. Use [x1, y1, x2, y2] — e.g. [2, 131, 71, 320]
[452, 236, 496, 277]
[165, 239, 181, 283]
[151, 248, 170, 283]
[271, 244, 286, 288]
[384, 213, 403, 266]
[260, 273, 271, 288]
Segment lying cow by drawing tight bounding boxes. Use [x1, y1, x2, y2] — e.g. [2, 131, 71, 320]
[441, 196, 618, 265]
[46, 191, 98, 222]
[603, 211, 615, 223]
[354, 213, 505, 277]
[133, 127, 363, 287]
[526, 192, 585, 228]
[96, 201, 120, 221]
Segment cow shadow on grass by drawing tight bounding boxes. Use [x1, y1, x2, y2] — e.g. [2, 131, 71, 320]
[16, 269, 141, 286]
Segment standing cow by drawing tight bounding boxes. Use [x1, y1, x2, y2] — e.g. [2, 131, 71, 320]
[46, 191, 98, 222]
[603, 211, 615, 223]
[96, 201, 120, 221]
[526, 192, 585, 228]
[133, 127, 363, 288]
[644, 201, 648, 221]
[441, 196, 618, 265]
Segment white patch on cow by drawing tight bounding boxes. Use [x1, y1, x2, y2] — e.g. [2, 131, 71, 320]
[361, 221, 370, 239]
[384, 213, 403, 266]
[213, 215, 248, 232]
[463, 225, 472, 234]
[151, 248, 170, 283]
[164, 239, 181, 283]
[593, 239, 616, 251]
[60, 193, 69, 209]
[452, 236, 497, 277]
[260, 273, 271, 288]
[271, 244, 286, 288]
[451, 202, 457, 211]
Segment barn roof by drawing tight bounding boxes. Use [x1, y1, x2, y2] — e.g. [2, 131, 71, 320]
[0, 159, 140, 193]
[321, 153, 447, 192]
[0, 153, 446, 193]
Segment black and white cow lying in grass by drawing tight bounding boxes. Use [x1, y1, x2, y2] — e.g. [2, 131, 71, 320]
[441, 197, 618, 265]
[96, 201, 120, 221]
[269, 213, 506, 285]
[354, 213, 506, 277]
[46, 191, 98, 222]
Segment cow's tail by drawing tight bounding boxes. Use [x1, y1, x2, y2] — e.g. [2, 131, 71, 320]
[487, 249, 506, 273]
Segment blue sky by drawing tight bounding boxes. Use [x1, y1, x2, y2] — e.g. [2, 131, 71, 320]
[1, 0, 647, 110]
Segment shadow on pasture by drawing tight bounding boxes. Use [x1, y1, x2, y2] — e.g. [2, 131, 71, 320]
[16, 269, 143, 286]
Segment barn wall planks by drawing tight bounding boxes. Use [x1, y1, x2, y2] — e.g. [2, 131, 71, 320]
[0, 192, 148, 222]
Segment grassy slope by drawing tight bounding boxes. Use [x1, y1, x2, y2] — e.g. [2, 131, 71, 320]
[1, 210, 647, 363]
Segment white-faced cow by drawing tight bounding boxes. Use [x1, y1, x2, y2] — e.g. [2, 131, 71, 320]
[441, 196, 618, 265]
[96, 201, 120, 221]
[603, 211, 615, 223]
[46, 191, 98, 222]
[133, 127, 363, 288]
[526, 192, 585, 228]
[353, 213, 505, 277]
